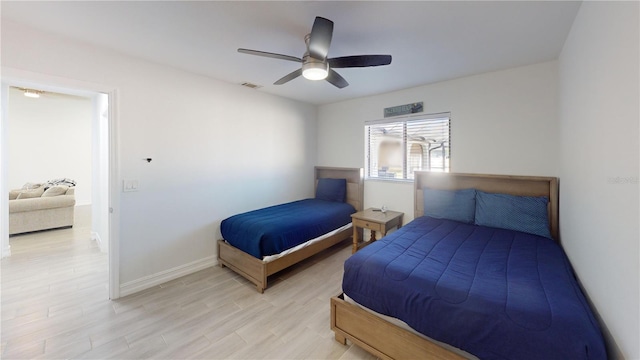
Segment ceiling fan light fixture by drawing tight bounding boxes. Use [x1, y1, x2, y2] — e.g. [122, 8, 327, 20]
[302, 62, 328, 81]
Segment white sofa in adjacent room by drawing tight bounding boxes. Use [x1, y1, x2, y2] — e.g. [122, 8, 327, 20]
[8, 186, 76, 235]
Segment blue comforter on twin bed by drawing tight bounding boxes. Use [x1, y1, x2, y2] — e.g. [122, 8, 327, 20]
[343, 216, 606, 360]
[221, 199, 356, 259]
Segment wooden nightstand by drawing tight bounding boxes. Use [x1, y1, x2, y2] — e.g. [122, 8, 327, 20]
[351, 208, 404, 253]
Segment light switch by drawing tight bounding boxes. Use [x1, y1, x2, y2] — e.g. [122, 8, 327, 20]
[123, 179, 139, 192]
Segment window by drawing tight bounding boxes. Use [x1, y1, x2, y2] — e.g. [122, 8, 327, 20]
[365, 112, 450, 180]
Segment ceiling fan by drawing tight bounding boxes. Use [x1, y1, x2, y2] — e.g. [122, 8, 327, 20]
[238, 16, 392, 89]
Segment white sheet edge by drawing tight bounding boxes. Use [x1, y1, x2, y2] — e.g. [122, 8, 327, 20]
[260, 223, 352, 263]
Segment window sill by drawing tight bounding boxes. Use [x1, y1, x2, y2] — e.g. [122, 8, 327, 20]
[364, 178, 414, 184]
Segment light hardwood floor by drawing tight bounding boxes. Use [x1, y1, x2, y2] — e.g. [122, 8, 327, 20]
[1, 207, 376, 359]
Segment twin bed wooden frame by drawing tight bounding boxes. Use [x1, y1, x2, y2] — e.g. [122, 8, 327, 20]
[331, 171, 559, 360]
[217, 166, 364, 293]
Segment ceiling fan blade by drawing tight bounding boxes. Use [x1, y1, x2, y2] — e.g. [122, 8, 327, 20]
[308, 17, 333, 59]
[274, 69, 303, 85]
[326, 69, 348, 89]
[238, 48, 302, 63]
[328, 55, 392, 68]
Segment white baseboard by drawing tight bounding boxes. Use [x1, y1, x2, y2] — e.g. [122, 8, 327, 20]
[91, 231, 108, 253]
[119, 256, 218, 297]
[2, 245, 11, 258]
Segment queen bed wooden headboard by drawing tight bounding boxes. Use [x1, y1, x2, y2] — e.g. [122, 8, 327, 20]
[414, 172, 559, 241]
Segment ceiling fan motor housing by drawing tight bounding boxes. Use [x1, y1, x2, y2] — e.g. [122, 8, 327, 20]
[302, 54, 329, 80]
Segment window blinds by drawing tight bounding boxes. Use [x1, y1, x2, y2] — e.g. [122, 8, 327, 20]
[366, 112, 450, 180]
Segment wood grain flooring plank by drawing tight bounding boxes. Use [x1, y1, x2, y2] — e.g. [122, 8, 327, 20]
[37, 336, 92, 360]
[73, 336, 129, 359]
[152, 335, 212, 359]
[123, 301, 211, 348]
[189, 332, 247, 359]
[105, 335, 167, 359]
[224, 333, 286, 360]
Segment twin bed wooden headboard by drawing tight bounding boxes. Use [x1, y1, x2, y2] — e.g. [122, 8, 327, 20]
[315, 166, 364, 212]
[414, 172, 559, 241]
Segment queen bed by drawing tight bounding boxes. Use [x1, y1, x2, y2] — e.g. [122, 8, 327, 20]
[218, 166, 363, 293]
[330, 172, 606, 359]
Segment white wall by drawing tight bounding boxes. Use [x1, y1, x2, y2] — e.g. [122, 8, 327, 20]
[1, 20, 318, 288]
[7, 87, 92, 205]
[318, 61, 559, 222]
[558, 2, 639, 359]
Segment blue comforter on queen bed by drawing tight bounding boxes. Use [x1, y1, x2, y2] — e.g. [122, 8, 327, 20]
[221, 199, 355, 259]
[343, 216, 606, 360]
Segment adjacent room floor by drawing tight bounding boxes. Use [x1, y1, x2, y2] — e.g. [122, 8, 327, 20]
[1, 208, 375, 359]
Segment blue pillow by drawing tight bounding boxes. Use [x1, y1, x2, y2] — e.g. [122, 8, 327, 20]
[475, 191, 552, 239]
[316, 178, 347, 202]
[423, 188, 476, 224]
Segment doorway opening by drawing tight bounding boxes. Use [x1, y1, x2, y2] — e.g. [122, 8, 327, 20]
[1, 73, 119, 299]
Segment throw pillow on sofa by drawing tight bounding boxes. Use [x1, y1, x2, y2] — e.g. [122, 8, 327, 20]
[9, 189, 21, 200]
[15, 186, 45, 199]
[22, 182, 43, 190]
[42, 185, 69, 197]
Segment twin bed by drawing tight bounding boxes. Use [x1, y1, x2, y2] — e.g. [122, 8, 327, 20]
[331, 172, 606, 359]
[217, 166, 363, 293]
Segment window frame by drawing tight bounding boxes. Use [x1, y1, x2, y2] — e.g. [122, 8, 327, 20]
[365, 112, 451, 181]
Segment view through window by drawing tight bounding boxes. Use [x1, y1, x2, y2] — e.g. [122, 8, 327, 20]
[366, 112, 450, 180]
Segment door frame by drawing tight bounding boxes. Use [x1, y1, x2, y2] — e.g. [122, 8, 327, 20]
[0, 67, 120, 299]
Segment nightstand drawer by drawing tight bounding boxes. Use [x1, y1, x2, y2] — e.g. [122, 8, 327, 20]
[353, 218, 382, 232]
[350, 208, 404, 254]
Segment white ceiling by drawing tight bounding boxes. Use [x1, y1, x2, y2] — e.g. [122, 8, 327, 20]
[1, 1, 581, 105]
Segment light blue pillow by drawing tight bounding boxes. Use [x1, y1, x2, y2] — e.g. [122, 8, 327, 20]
[475, 191, 552, 239]
[316, 178, 347, 202]
[423, 188, 476, 224]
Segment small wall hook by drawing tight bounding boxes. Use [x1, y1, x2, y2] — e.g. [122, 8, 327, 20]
[145, 158, 152, 163]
